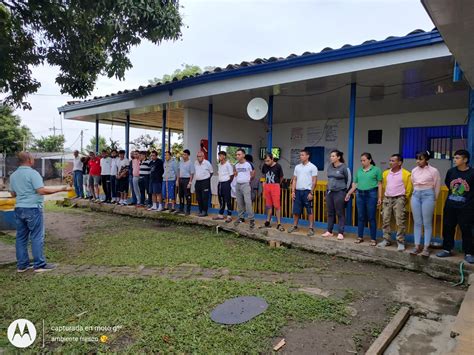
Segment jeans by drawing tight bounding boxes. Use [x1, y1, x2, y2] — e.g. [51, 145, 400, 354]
[218, 180, 233, 216]
[411, 189, 435, 247]
[235, 182, 254, 220]
[83, 174, 90, 198]
[442, 206, 474, 255]
[132, 176, 141, 204]
[139, 175, 151, 206]
[178, 178, 192, 212]
[356, 188, 378, 240]
[326, 190, 346, 234]
[73, 170, 83, 198]
[110, 175, 117, 199]
[15, 207, 46, 269]
[195, 178, 210, 213]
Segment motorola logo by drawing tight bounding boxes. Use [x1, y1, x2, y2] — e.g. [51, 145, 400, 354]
[7, 319, 37, 348]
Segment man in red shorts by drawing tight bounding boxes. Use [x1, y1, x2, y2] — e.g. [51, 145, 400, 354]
[262, 153, 284, 231]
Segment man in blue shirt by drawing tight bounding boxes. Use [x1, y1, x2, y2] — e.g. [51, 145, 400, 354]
[9, 152, 70, 272]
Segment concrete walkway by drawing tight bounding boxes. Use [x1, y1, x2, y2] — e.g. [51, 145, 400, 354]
[0, 235, 16, 266]
[70, 199, 473, 282]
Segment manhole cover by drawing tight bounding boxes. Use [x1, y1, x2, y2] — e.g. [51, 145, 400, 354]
[210, 296, 268, 325]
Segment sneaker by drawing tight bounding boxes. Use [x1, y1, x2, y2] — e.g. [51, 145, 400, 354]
[410, 246, 422, 255]
[287, 225, 298, 233]
[177, 209, 185, 215]
[233, 219, 244, 227]
[307, 228, 315, 237]
[225, 216, 232, 223]
[213, 215, 225, 220]
[147, 206, 158, 211]
[337, 233, 344, 240]
[249, 220, 255, 229]
[397, 242, 406, 252]
[264, 221, 271, 228]
[321, 231, 333, 238]
[17, 266, 33, 273]
[377, 240, 391, 248]
[464, 254, 474, 264]
[436, 250, 452, 258]
[198, 212, 208, 217]
[157, 206, 164, 212]
[170, 209, 177, 214]
[34, 264, 56, 273]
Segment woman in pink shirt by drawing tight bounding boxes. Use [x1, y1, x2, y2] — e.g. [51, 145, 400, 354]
[410, 151, 441, 257]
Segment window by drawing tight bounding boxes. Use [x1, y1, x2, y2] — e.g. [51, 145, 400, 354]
[400, 125, 468, 160]
[217, 142, 252, 164]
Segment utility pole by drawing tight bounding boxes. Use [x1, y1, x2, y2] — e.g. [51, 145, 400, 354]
[49, 125, 60, 136]
[80, 130, 84, 153]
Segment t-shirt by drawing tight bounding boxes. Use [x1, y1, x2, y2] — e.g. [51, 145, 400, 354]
[293, 162, 318, 190]
[327, 163, 351, 192]
[218, 161, 234, 182]
[110, 157, 119, 175]
[179, 160, 195, 178]
[10, 166, 45, 208]
[73, 157, 83, 171]
[354, 165, 382, 191]
[163, 159, 178, 181]
[385, 169, 406, 197]
[100, 157, 112, 175]
[149, 159, 164, 183]
[139, 159, 151, 176]
[262, 163, 283, 184]
[194, 159, 213, 181]
[445, 166, 474, 209]
[116, 158, 130, 178]
[235, 161, 253, 184]
[88, 157, 101, 176]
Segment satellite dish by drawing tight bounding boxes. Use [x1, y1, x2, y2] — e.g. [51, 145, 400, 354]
[247, 98, 268, 120]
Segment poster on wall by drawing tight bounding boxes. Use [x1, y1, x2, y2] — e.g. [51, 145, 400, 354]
[325, 124, 338, 142]
[306, 126, 324, 145]
[290, 148, 301, 168]
[290, 127, 304, 144]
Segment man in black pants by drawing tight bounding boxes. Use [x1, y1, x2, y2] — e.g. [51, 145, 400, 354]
[194, 151, 213, 217]
[177, 149, 194, 215]
[437, 150, 474, 264]
[213, 151, 234, 222]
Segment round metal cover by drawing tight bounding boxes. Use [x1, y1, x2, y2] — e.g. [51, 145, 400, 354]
[210, 296, 268, 325]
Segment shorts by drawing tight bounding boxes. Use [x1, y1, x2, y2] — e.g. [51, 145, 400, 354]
[117, 178, 129, 193]
[149, 181, 162, 194]
[292, 189, 313, 215]
[264, 183, 281, 209]
[89, 175, 101, 186]
[162, 180, 176, 200]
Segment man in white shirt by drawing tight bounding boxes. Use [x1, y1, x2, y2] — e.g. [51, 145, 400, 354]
[109, 149, 119, 203]
[213, 151, 234, 222]
[115, 150, 130, 205]
[100, 150, 112, 203]
[288, 149, 318, 236]
[194, 151, 213, 217]
[72, 150, 83, 198]
[233, 149, 255, 229]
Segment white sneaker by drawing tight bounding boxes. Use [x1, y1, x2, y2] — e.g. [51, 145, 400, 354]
[147, 206, 157, 211]
[397, 242, 406, 252]
[157, 206, 163, 211]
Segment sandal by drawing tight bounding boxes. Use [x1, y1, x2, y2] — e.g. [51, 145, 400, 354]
[370, 240, 377, 247]
[354, 238, 364, 244]
[287, 226, 298, 233]
[276, 224, 285, 232]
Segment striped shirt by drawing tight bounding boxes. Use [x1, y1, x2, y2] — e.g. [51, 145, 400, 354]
[139, 159, 151, 176]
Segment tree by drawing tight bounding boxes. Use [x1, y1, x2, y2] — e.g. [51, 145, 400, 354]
[86, 136, 108, 153]
[148, 64, 216, 85]
[0, 1, 183, 109]
[131, 134, 159, 151]
[32, 134, 65, 152]
[0, 104, 33, 153]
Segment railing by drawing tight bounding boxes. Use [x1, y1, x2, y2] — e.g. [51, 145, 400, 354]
[192, 181, 458, 240]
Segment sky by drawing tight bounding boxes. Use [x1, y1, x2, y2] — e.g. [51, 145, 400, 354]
[5, 0, 435, 151]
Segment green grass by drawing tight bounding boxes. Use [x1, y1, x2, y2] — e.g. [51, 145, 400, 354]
[72, 226, 327, 273]
[0, 232, 15, 245]
[0, 271, 349, 353]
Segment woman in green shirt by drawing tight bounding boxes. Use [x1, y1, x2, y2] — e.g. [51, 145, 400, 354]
[345, 153, 383, 245]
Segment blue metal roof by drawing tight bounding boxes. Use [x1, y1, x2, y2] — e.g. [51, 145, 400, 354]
[59, 28, 443, 113]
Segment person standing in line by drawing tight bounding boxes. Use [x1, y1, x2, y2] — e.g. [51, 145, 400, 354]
[129, 150, 139, 205]
[322, 150, 351, 240]
[177, 149, 194, 215]
[88, 151, 101, 201]
[162, 151, 178, 212]
[437, 150, 474, 264]
[261, 153, 284, 231]
[115, 150, 130, 205]
[100, 150, 112, 203]
[109, 149, 119, 203]
[138, 151, 151, 208]
[72, 150, 84, 198]
[81, 156, 90, 199]
[410, 151, 441, 257]
[194, 151, 213, 217]
[233, 149, 255, 229]
[288, 149, 318, 236]
[9, 152, 71, 272]
[213, 151, 234, 222]
[345, 153, 382, 245]
[148, 150, 164, 211]
[378, 154, 412, 251]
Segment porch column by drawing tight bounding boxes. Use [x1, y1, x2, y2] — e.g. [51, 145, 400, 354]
[267, 95, 274, 153]
[161, 108, 167, 161]
[346, 83, 357, 224]
[95, 115, 99, 154]
[208, 103, 213, 163]
[125, 111, 130, 157]
[468, 87, 474, 159]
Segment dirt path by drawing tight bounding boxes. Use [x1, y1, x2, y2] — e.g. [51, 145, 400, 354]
[0, 240, 16, 266]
